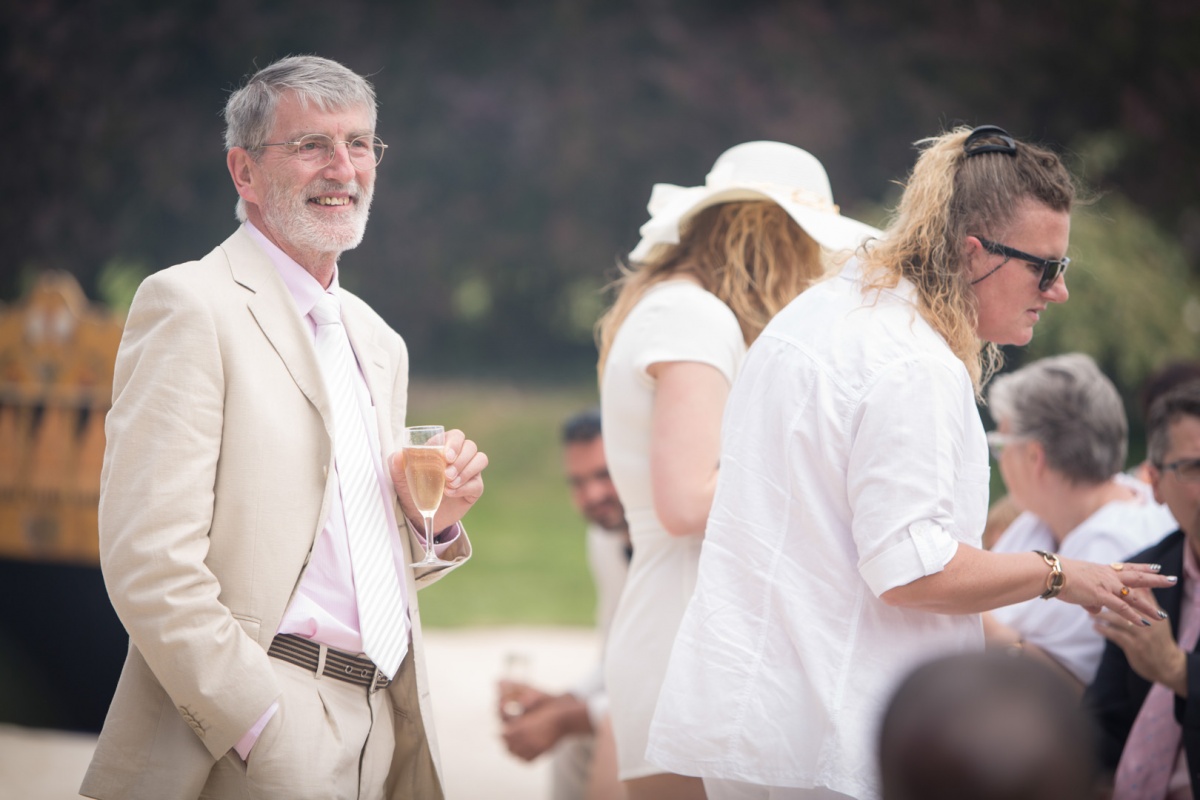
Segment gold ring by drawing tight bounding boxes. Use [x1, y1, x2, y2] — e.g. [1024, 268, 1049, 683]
[1120, 587, 1131, 597]
[1111, 562, 1124, 571]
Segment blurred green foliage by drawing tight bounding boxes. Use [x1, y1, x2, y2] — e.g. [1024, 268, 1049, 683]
[4, 0, 1199, 385]
[1025, 194, 1200, 389]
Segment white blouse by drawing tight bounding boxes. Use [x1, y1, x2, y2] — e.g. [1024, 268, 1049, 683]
[647, 262, 990, 799]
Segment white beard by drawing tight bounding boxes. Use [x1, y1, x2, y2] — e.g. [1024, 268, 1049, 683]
[260, 176, 374, 259]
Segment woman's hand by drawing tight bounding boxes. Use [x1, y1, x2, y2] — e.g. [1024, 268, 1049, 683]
[1057, 557, 1175, 626]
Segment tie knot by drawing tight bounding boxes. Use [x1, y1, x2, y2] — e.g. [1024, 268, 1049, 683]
[311, 292, 342, 327]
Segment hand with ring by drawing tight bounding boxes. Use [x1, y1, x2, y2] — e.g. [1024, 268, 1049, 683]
[1053, 556, 1175, 626]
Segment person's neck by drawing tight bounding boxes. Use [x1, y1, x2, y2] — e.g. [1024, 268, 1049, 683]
[1188, 533, 1200, 567]
[1036, 478, 1138, 544]
[246, 211, 339, 288]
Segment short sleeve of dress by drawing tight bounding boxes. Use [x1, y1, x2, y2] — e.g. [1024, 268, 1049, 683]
[623, 282, 745, 385]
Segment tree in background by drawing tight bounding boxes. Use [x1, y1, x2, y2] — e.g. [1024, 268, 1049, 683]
[3, 0, 1197, 390]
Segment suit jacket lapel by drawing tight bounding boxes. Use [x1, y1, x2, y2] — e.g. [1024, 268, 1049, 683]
[221, 228, 334, 440]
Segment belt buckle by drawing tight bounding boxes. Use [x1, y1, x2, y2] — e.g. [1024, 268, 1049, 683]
[370, 668, 390, 694]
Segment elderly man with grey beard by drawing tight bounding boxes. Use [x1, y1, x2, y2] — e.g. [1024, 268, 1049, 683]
[81, 55, 487, 800]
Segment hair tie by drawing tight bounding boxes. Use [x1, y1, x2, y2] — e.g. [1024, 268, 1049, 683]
[964, 125, 1017, 157]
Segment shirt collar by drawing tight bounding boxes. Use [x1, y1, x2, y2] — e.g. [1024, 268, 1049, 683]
[838, 257, 920, 306]
[1184, 536, 1200, 586]
[243, 221, 340, 318]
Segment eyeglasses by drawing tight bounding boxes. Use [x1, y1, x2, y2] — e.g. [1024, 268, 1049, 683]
[255, 133, 388, 168]
[1157, 457, 1200, 483]
[986, 431, 1027, 461]
[971, 237, 1070, 292]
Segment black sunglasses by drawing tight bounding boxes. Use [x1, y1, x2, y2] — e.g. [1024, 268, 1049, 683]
[971, 236, 1070, 292]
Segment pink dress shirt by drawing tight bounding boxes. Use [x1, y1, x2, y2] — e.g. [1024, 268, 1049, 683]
[235, 222, 455, 759]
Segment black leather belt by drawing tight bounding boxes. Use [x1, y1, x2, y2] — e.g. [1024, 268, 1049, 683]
[267, 633, 390, 691]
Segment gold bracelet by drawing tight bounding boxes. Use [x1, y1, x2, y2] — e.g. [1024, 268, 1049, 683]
[1034, 550, 1065, 600]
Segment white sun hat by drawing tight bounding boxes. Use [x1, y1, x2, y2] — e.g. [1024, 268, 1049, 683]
[629, 140, 882, 263]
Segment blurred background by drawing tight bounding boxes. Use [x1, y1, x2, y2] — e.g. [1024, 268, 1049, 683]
[1, 0, 1199, 793]
[6, 0, 1199, 381]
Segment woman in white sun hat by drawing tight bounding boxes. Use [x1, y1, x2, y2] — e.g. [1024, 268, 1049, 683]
[596, 140, 879, 800]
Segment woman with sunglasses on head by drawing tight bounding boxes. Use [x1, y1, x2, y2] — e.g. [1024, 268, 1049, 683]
[597, 141, 879, 800]
[645, 126, 1176, 800]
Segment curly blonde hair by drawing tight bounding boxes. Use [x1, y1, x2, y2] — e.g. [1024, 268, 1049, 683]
[596, 201, 826, 373]
[860, 126, 1075, 394]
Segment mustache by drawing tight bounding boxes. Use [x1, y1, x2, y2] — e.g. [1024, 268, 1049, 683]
[307, 179, 364, 200]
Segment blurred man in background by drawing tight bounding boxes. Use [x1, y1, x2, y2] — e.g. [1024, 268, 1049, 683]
[1088, 381, 1200, 798]
[498, 408, 630, 800]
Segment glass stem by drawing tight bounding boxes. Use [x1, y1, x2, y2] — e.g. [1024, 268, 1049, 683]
[423, 514, 436, 561]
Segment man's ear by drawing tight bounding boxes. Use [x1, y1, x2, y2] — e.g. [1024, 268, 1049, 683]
[227, 147, 260, 207]
[1147, 463, 1166, 505]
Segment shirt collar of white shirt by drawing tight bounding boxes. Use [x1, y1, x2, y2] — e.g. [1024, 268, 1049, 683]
[837, 256, 920, 307]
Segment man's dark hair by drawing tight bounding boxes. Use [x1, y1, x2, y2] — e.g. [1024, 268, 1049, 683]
[1140, 361, 1200, 423]
[880, 651, 1100, 800]
[1147, 380, 1200, 467]
[562, 407, 602, 444]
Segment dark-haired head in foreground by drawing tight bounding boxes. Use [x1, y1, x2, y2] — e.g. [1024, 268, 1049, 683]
[880, 651, 1101, 800]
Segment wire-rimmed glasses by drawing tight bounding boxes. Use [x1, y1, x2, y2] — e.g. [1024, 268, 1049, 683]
[255, 133, 388, 169]
[986, 431, 1030, 461]
[1157, 457, 1200, 483]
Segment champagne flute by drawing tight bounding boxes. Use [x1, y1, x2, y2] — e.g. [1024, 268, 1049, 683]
[499, 652, 532, 720]
[403, 425, 450, 568]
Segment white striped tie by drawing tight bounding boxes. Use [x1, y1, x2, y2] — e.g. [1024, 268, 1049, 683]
[311, 292, 407, 679]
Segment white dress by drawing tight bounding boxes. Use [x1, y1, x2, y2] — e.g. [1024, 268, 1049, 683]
[601, 279, 745, 779]
[990, 474, 1178, 683]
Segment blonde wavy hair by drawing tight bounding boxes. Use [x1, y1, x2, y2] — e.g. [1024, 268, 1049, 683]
[596, 201, 825, 374]
[860, 126, 1075, 394]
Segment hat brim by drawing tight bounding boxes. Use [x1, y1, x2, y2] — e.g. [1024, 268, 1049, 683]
[629, 186, 881, 263]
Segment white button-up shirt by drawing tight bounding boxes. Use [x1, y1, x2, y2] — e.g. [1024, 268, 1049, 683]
[647, 261, 990, 799]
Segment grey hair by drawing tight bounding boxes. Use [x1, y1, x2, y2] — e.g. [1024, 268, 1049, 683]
[987, 353, 1127, 484]
[1146, 380, 1200, 466]
[224, 55, 377, 221]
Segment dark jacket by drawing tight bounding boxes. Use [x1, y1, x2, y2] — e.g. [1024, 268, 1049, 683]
[1085, 529, 1200, 799]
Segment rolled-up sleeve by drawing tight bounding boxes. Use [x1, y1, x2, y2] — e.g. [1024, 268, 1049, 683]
[847, 355, 976, 597]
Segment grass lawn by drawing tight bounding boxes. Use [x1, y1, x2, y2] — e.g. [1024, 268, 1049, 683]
[406, 379, 601, 628]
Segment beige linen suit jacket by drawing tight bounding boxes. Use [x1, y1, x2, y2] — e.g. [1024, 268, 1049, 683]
[80, 227, 468, 800]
